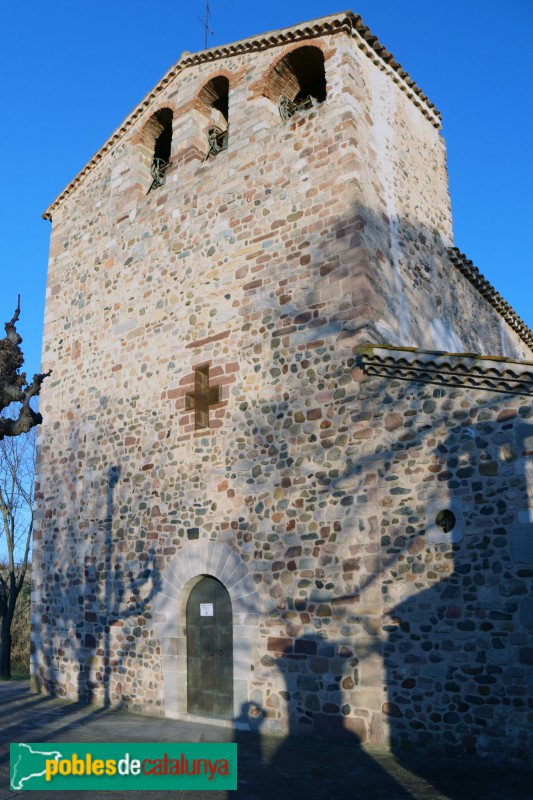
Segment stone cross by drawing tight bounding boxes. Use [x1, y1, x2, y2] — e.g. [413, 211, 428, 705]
[185, 365, 221, 429]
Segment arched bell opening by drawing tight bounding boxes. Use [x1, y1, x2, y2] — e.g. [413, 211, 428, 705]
[197, 75, 230, 158]
[264, 46, 327, 121]
[137, 107, 174, 192]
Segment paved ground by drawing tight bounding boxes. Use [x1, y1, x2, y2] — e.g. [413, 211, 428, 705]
[0, 681, 531, 799]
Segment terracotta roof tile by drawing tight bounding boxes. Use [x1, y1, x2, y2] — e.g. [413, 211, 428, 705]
[354, 344, 533, 396]
[448, 247, 533, 352]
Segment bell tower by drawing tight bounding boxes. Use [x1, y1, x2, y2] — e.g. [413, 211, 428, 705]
[33, 12, 532, 763]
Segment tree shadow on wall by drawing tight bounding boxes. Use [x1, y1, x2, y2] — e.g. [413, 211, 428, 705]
[227, 354, 532, 799]
[77, 465, 162, 708]
[232, 635, 414, 800]
[32, 428, 162, 709]
[33, 170, 533, 799]
[215, 188, 533, 795]
[383, 417, 533, 798]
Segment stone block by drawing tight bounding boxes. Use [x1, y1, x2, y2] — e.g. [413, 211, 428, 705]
[510, 522, 533, 564]
[519, 599, 533, 632]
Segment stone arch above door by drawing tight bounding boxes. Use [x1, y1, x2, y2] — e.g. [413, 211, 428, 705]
[153, 539, 261, 722]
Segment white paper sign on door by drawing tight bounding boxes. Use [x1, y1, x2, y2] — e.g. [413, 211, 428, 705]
[200, 603, 214, 617]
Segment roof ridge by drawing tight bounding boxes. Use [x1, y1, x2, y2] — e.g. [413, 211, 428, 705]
[350, 15, 440, 126]
[448, 247, 533, 352]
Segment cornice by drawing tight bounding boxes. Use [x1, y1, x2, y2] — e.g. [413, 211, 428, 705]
[354, 344, 533, 396]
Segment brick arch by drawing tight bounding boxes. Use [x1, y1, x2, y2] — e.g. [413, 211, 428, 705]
[193, 69, 236, 113]
[130, 101, 179, 147]
[249, 41, 333, 103]
[195, 75, 230, 141]
[153, 539, 261, 722]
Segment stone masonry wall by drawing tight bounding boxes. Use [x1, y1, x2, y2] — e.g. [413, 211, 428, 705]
[32, 330, 533, 762]
[32, 16, 532, 766]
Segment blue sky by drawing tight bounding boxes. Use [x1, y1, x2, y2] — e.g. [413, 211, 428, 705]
[1, 0, 532, 376]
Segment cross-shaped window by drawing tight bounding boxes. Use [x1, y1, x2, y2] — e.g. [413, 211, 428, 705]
[185, 365, 221, 430]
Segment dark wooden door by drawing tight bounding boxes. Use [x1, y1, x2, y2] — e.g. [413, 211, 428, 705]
[186, 576, 233, 719]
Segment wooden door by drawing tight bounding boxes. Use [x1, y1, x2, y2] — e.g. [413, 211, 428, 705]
[186, 576, 233, 719]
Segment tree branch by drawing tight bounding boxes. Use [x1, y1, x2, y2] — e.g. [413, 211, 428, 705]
[0, 300, 51, 439]
[16, 516, 32, 594]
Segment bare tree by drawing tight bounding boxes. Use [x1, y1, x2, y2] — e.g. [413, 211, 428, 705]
[0, 298, 50, 440]
[0, 295, 47, 676]
[0, 425, 35, 676]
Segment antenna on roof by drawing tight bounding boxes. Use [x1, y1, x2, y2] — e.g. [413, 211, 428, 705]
[197, 0, 214, 50]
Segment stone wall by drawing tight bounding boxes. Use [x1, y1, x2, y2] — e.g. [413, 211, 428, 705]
[32, 332, 533, 763]
[32, 13, 533, 767]
[41, 18, 530, 367]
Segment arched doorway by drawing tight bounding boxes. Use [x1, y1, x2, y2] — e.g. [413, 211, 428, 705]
[186, 576, 233, 719]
